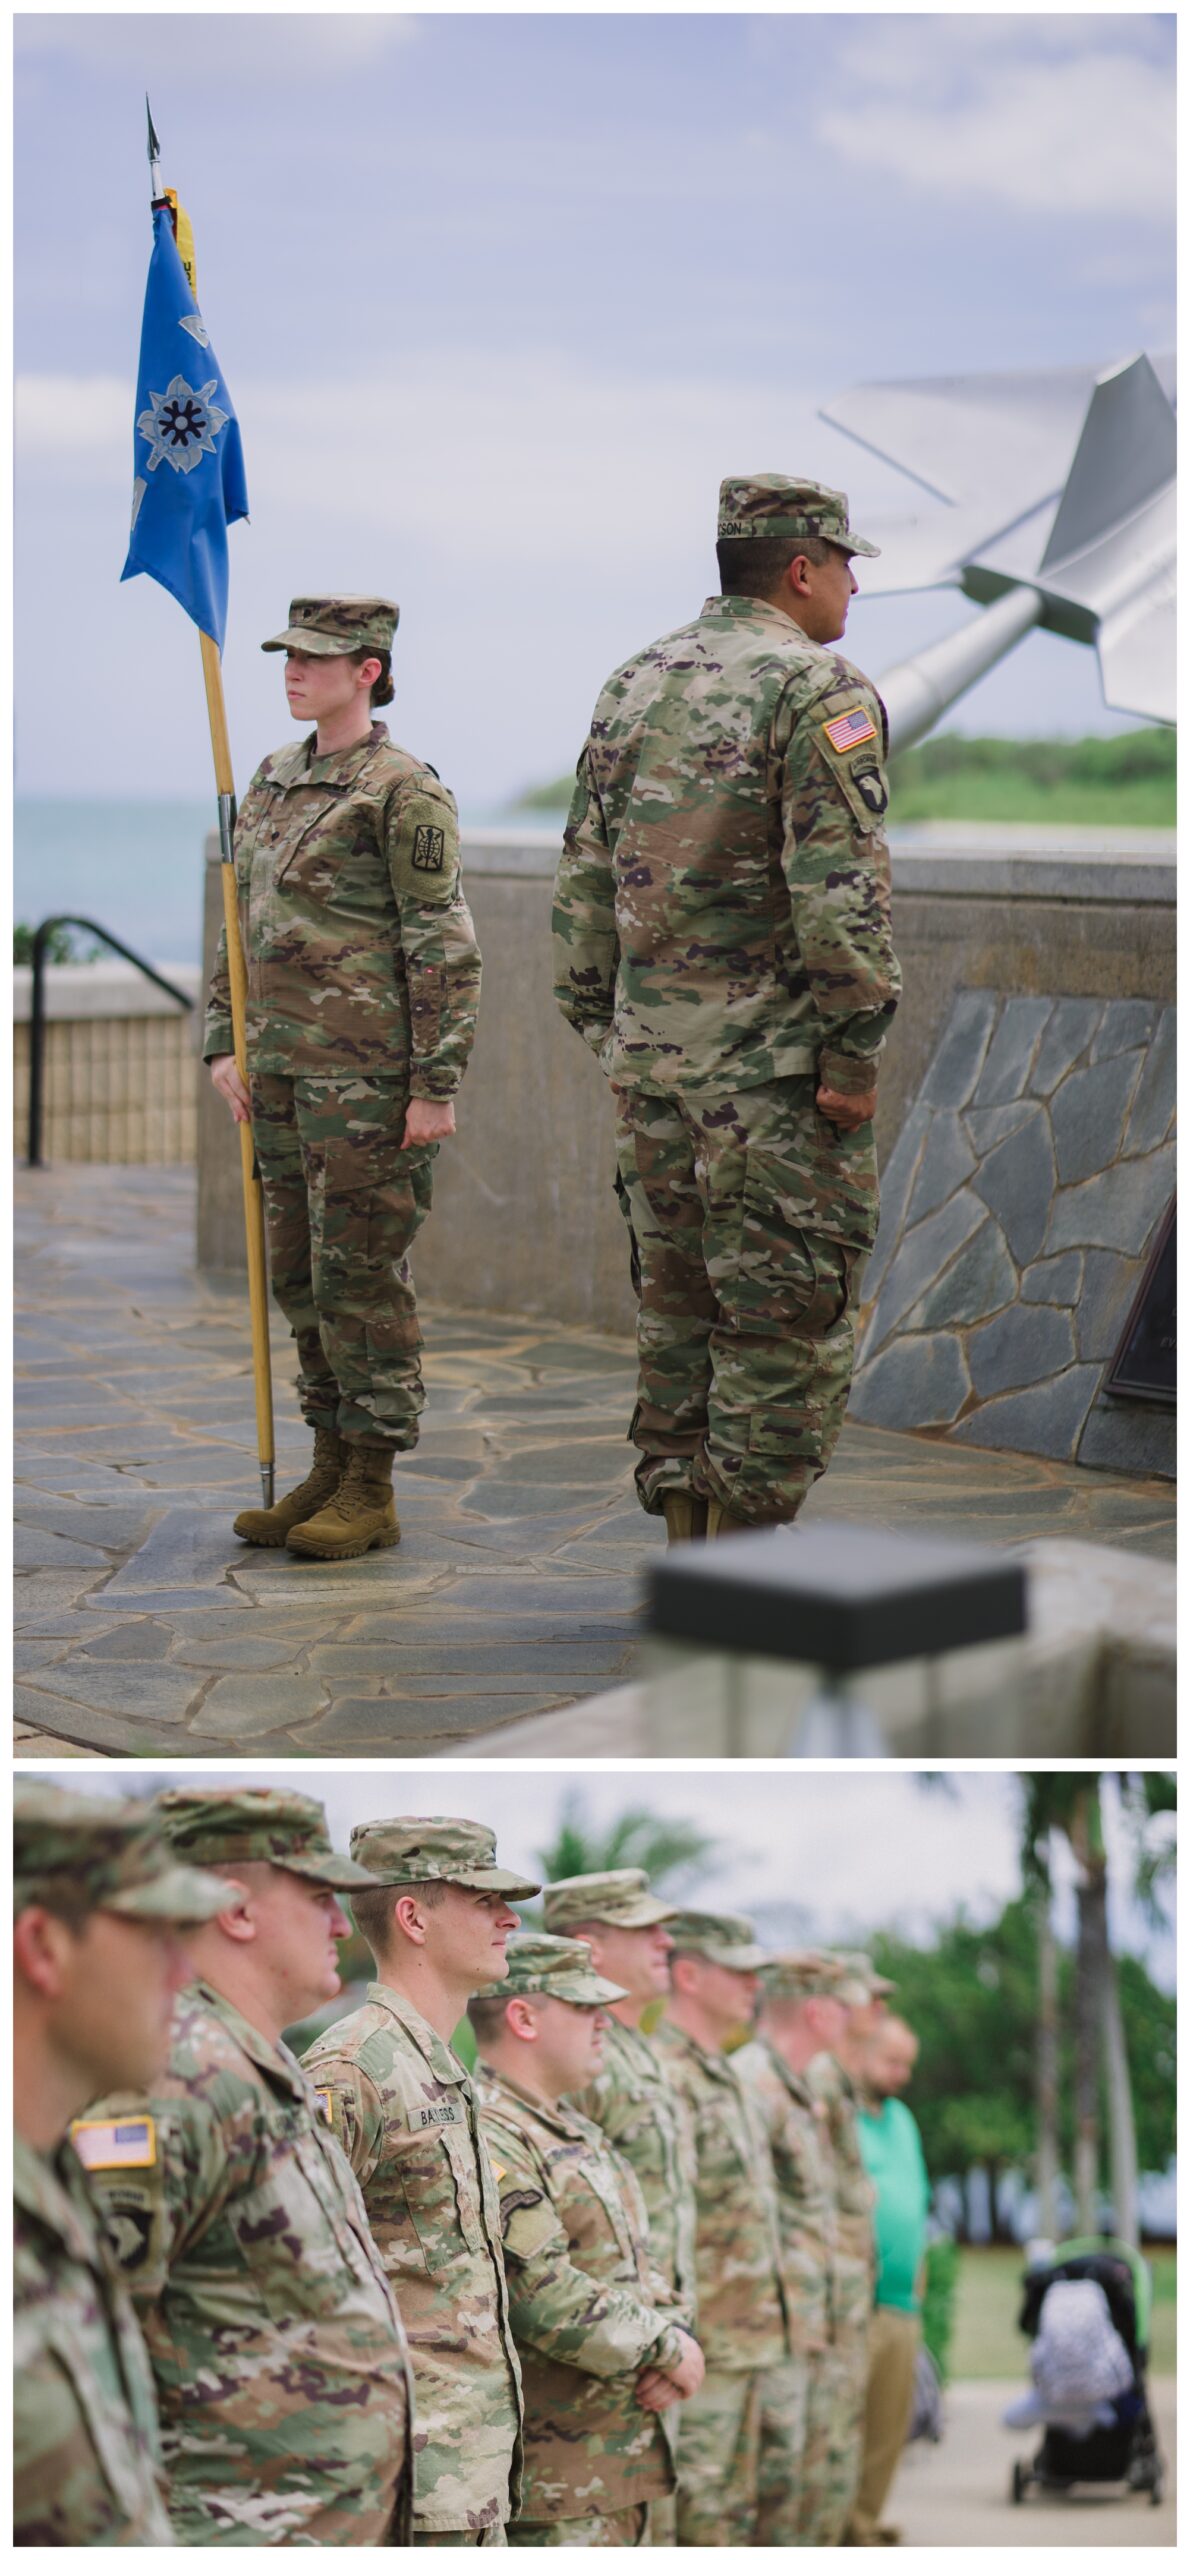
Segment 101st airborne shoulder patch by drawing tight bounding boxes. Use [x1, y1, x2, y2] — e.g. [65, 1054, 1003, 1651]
[822, 706, 878, 754]
[72, 2114, 157, 2171]
[411, 824, 446, 873]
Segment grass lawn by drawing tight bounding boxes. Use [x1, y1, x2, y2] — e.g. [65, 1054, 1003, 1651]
[949, 2245, 1176, 2382]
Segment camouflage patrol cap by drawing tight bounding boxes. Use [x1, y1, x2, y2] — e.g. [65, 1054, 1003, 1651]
[667, 1909, 767, 1972]
[832, 1951, 897, 2000]
[261, 594, 399, 656]
[760, 1949, 870, 2005]
[480, 1931, 627, 2008]
[14, 1779, 238, 1924]
[349, 1816, 539, 1900]
[154, 1787, 379, 1889]
[717, 475, 879, 559]
[542, 1867, 678, 1934]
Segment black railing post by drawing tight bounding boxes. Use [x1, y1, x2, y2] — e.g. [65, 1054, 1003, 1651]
[22, 915, 195, 1171]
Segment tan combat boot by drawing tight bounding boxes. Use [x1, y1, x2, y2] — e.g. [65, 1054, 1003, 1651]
[663, 1493, 708, 1543]
[286, 1442, 401, 1561]
[705, 1500, 751, 1538]
[233, 1427, 345, 1547]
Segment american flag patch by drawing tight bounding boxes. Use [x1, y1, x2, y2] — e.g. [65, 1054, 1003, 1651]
[72, 2114, 157, 2171]
[823, 707, 878, 754]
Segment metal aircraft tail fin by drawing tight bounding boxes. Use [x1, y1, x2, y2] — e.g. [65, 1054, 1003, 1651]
[1040, 354, 1176, 572]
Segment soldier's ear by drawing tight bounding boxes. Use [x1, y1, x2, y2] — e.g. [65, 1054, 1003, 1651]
[505, 1995, 540, 2044]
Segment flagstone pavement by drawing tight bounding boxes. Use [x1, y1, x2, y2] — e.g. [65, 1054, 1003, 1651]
[14, 1167, 1176, 1761]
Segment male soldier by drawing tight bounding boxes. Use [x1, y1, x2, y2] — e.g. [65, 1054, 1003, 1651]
[75, 1787, 416, 2546]
[655, 1911, 799, 2544]
[807, 1954, 892, 2538]
[305, 1819, 538, 2546]
[733, 1950, 870, 2545]
[206, 593, 482, 1560]
[542, 1867, 697, 2313]
[471, 1933, 705, 2547]
[14, 1779, 235, 2548]
[553, 478, 899, 1540]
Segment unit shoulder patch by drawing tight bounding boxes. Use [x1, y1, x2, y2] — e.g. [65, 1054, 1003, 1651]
[72, 2114, 157, 2172]
[412, 825, 446, 873]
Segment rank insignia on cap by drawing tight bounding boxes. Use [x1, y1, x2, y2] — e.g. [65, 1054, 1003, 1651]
[823, 707, 878, 754]
[72, 2114, 157, 2171]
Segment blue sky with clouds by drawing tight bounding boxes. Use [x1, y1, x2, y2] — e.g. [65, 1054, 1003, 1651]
[14, 12, 1175, 806]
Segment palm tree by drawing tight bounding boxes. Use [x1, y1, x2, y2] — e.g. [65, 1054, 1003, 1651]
[1021, 1774, 1175, 2243]
[536, 1789, 720, 1895]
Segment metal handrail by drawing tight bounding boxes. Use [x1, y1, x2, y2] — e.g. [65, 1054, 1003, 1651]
[24, 914, 195, 1168]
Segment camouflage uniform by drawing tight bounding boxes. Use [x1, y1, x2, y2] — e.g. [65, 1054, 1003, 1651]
[734, 1951, 873, 2546]
[203, 596, 481, 1452]
[552, 479, 899, 1525]
[542, 1870, 698, 2313]
[75, 1789, 416, 2547]
[656, 1913, 800, 2545]
[476, 1938, 693, 2546]
[306, 1819, 540, 2544]
[806, 2047, 878, 2538]
[13, 1783, 234, 2548]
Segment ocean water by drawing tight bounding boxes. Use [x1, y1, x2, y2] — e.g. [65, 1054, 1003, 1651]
[13, 794, 546, 969]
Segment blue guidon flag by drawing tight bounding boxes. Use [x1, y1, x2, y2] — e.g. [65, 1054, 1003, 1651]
[121, 203, 248, 647]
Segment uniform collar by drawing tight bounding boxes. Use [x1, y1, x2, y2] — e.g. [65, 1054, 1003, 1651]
[477, 2061, 582, 2140]
[656, 2016, 738, 2081]
[759, 2036, 814, 2105]
[698, 594, 816, 642]
[14, 2129, 99, 2262]
[267, 721, 390, 790]
[183, 1979, 313, 2099]
[356, 1981, 471, 2086]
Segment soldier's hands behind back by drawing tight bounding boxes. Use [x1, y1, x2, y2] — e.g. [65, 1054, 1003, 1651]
[816, 1083, 876, 1131]
[209, 1055, 252, 1125]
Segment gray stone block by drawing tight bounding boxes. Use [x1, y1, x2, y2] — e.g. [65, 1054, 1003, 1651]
[963, 1101, 1042, 1158]
[971, 1109, 1054, 1268]
[918, 990, 999, 1109]
[951, 1365, 1100, 1461]
[967, 1304, 1076, 1398]
[970, 997, 1053, 1107]
[903, 1114, 978, 1227]
[1075, 1250, 1145, 1364]
[1020, 1252, 1083, 1305]
[1051, 1050, 1143, 1186]
[848, 1332, 971, 1429]
[907, 1219, 1018, 1332]
[1122, 1008, 1176, 1157]
[862, 1102, 931, 1303]
[1030, 999, 1102, 1096]
[1078, 1395, 1176, 1481]
[1047, 1143, 1174, 1255]
[1091, 1001, 1157, 1062]
[860, 1191, 987, 1360]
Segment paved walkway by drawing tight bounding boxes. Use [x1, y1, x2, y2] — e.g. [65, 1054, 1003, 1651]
[15, 1168, 1176, 1760]
[893, 2376, 1174, 2546]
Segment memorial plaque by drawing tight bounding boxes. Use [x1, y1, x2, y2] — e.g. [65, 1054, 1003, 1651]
[1106, 1200, 1175, 1405]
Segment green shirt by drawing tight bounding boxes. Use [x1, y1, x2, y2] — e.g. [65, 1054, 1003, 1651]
[857, 2097, 929, 2315]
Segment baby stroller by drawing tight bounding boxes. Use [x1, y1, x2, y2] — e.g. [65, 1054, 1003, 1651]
[1008, 2237, 1165, 2506]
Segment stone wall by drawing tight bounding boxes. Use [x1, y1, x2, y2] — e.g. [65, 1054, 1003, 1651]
[14, 962, 201, 1166]
[850, 990, 1175, 1476]
[196, 826, 1174, 1352]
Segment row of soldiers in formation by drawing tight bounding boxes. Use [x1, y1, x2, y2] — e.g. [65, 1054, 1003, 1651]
[16, 1779, 898, 2548]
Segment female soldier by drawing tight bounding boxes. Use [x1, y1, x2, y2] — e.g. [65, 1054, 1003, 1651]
[205, 594, 480, 1562]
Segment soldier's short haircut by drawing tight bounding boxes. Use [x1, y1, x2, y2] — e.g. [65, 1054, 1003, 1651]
[716, 533, 836, 598]
[349, 1877, 449, 1958]
[350, 644, 394, 708]
[467, 1988, 542, 2048]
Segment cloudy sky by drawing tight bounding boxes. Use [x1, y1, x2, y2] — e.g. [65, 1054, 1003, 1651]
[43, 1767, 1177, 1987]
[14, 11, 1175, 807]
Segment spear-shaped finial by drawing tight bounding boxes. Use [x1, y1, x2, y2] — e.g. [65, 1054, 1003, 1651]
[146, 93, 162, 198]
